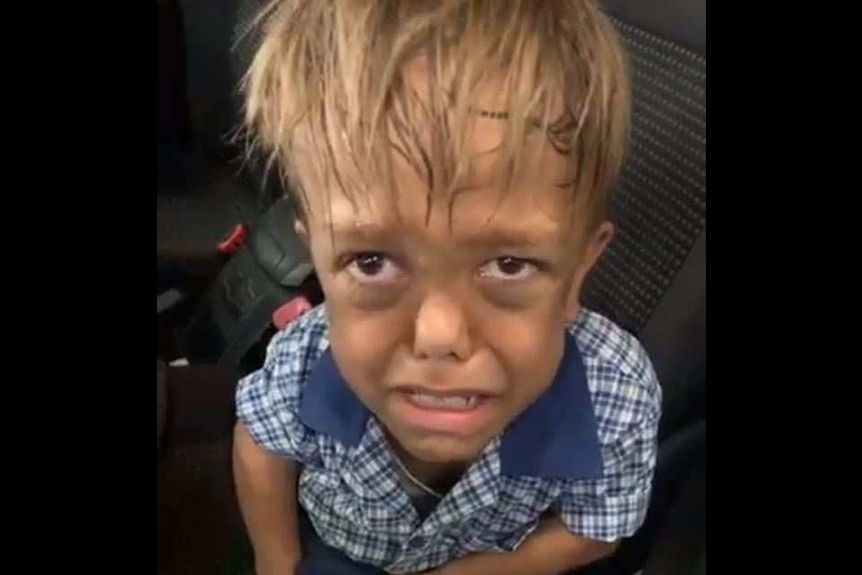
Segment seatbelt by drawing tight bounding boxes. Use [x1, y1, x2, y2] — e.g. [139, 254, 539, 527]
[182, 198, 316, 371]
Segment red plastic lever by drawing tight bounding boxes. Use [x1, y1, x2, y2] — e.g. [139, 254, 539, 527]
[216, 223, 247, 255]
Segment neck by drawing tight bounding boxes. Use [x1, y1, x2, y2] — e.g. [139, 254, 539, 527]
[406, 455, 465, 494]
[387, 438, 467, 494]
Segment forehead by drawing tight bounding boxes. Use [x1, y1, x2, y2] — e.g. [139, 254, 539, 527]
[290, 56, 580, 241]
[301, 115, 575, 243]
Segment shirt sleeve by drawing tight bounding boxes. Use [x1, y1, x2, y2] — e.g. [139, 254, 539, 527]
[234, 307, 326, 464]
[556, 368, 662, 542]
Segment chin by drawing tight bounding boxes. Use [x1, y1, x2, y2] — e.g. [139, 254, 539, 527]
[404, 435, 488, 465]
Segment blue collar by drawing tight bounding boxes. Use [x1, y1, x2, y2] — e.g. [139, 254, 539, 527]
[298, 334, 603, 480]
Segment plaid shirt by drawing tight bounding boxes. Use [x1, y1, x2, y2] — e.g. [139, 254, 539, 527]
[236, 305, 661, 574]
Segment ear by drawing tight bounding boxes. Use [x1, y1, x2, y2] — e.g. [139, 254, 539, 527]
[564, 221, 614, 322]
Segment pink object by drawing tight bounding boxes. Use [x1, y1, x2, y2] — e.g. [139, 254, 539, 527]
[272, 296, 312, 330]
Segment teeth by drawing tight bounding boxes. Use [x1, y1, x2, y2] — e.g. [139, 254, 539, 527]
[410, 392, 478, 410]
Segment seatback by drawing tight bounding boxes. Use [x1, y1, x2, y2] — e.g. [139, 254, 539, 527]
[175, 0, 244, 158]
[167, 0, 308, 368]
[584, 0, 706, 437]
[581, 4, 706, 572]
[176, 0, 283, 201]
[157, 0, 191, 147]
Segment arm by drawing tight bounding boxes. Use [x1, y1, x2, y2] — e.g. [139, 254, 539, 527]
[431, 517, 616, 575]
[232, 309, 327, 573]
[233, 421, 302, 575]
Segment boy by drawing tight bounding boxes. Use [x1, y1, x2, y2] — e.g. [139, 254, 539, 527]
[233, 1, 662, 574]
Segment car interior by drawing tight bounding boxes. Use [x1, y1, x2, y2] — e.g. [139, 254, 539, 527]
[156, 0, 706, 574]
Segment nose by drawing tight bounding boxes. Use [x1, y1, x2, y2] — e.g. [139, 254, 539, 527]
[413, 291, 471, 361]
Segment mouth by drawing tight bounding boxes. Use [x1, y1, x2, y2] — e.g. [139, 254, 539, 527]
[404, 390, 485, 411]
[391, 386, 497, 435]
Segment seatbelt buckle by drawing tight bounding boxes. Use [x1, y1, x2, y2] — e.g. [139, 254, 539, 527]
[272, 296, 312, 330]
[216, 223, 248, 255]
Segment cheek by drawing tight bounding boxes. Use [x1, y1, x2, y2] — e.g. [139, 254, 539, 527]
[326, 306, 407, 404]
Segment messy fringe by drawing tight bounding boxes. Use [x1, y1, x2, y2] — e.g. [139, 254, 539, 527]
[239, 0, 630, 227]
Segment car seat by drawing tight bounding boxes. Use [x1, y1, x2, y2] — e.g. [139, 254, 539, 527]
[158, 0, 706, 573]
[585, 0, 706, 572]
[157, 0, 283, 298]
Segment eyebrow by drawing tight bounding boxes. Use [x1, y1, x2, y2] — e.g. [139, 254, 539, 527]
[461, 226, 561, 249]
[325, 220, 560, 249]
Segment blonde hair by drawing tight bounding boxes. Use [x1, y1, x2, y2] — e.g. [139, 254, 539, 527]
[242, 0, 630, 227]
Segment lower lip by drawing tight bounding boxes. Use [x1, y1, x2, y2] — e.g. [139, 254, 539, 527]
[394, 391, 495, 435]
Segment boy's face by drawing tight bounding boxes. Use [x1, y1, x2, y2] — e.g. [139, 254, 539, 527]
[296, 114, 612, 468]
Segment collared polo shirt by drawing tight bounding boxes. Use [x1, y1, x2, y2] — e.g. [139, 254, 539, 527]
[237, 304, 661, 573]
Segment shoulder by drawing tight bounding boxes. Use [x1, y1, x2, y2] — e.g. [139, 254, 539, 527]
[234, 304, 331, 459]
[261, 303, 331, 370]
[568, 308, 662, 449]
[555, 309, 662, 540]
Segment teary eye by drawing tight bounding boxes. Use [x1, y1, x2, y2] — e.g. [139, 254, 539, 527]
[347, 253, 404, 284]
[478, 257, 538, 281]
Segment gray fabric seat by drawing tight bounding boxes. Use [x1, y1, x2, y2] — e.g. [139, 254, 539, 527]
[580, 2, 706, 573]
[585, 0, 706, 440]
